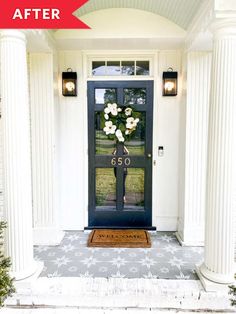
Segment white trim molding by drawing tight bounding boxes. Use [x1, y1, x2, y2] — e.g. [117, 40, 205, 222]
[177, 51, 212, 247]
[29, 52, 64, 245]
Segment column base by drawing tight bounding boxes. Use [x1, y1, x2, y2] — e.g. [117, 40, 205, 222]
[196, 264, 235, 290]
[33, 228, 65, 245]
[175, 231, 204, 247]
[11, 260, 44, 281]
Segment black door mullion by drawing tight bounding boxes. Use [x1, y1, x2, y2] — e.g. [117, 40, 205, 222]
[88, 82, 95, 213]
[145, 83, 153, 212]
[117, 87, 123, 105]
[146, 81, 153, 155]
[116, 143, 124, 211]
[116, 167, 124, 211]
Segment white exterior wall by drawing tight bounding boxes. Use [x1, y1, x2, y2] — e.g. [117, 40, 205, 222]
[57, 51, 87, 230]
[57, 50, 182, 231]
[155, 51, 182, 230]
[0, 109, 3, 218]
[0, 64, 2, 218]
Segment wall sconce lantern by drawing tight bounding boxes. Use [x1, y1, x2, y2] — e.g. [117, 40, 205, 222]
[62, 68, 77, 96]
[163, 67, 178, 96]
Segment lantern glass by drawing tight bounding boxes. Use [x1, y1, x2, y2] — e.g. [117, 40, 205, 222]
[62, 70, 77, 96]
[163, 70, 178, 96]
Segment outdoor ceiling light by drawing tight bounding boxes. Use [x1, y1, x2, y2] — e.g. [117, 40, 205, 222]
[62, 68, 77, 96]
[163, 67, 178, 96]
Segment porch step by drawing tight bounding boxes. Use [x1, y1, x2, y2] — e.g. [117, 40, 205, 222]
[1, 309, 235, 314]
[5, 278, 235, 312]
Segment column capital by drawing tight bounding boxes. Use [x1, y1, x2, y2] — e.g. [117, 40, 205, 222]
[0, 30, 26, 42]
[210, 18, 236, 38]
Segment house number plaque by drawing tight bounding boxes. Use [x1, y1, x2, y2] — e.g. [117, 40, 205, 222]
[110, 157, 131, 166]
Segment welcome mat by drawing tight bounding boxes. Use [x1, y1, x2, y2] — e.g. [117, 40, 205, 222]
[88, 229, 151, 248]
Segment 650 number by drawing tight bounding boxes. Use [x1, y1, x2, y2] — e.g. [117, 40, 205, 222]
[111, 157, 131, 166]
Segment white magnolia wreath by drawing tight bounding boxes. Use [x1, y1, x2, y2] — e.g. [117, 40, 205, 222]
[102, 103, 139, 142]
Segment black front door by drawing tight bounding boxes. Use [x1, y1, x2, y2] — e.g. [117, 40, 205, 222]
[87, 80, 154, 229]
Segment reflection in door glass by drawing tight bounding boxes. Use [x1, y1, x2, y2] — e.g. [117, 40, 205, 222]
[95, 88, 117, 104]
[121, 61, 135, 75]
[107, 61, 121, 75]
[124, 88, 146, 105]
[96, 168, 116, 208]
[92, 61, 106, 76]
[124, 168, 144, 208]
[136, 61, 149, 75]
[95, 112, 116, 155]
[125, 112, 145, 155]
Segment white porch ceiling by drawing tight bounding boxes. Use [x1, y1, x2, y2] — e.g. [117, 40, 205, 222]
[75, 0, 204, 30]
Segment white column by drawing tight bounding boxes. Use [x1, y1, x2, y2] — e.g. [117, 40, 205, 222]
[176, 52, 212, 246]
[0, 30, 42, 280]
[199, 19, 236, 284]
[29, 53, 64, 245]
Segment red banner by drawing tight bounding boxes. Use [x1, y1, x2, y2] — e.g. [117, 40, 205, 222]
[0, 0, 90, 29]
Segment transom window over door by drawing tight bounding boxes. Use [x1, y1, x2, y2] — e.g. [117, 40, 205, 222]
[91, 60, 150, 76]
[87, 80, 154, 229]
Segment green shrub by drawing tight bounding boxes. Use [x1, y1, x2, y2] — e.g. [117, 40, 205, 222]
[0, 221, 15, 307]
[229, 275, 236, 307]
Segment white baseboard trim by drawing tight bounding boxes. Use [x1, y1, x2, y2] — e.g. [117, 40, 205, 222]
[175, 231, 204, 247]
[33, 228, 65, 245]
[155, 216, 177, 231]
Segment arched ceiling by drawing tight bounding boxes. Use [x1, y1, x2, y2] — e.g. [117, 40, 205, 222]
[75, 0, 204, 30]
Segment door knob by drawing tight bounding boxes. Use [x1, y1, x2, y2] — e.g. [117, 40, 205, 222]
[147, 154, 152, 158]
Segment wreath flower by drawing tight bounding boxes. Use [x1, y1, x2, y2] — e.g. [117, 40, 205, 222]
[102, 103, 139, 143]
[103, 121, 116, 135]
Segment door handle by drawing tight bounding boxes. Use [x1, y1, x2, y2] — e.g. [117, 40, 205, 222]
[147, 154, 152, 158]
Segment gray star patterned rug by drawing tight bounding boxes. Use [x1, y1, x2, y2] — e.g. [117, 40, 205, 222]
[34, 231, 204, 279]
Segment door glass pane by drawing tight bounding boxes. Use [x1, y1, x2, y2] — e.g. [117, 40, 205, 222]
[136, 61, 149, 75]
[124, 88, 146, 105]
[95, 88, 117, 104]
[95, 112, 116, 155]
[92, 61, 106, 76]
[125, 112, 145, 155]
[121, 61, 135, 76]
[96, 168, 116, 208]
[107, 61, 121, 75]
[124, 168, 144, 208]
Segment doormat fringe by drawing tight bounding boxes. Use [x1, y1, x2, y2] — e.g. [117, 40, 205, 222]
[87, 229, 151, 248]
